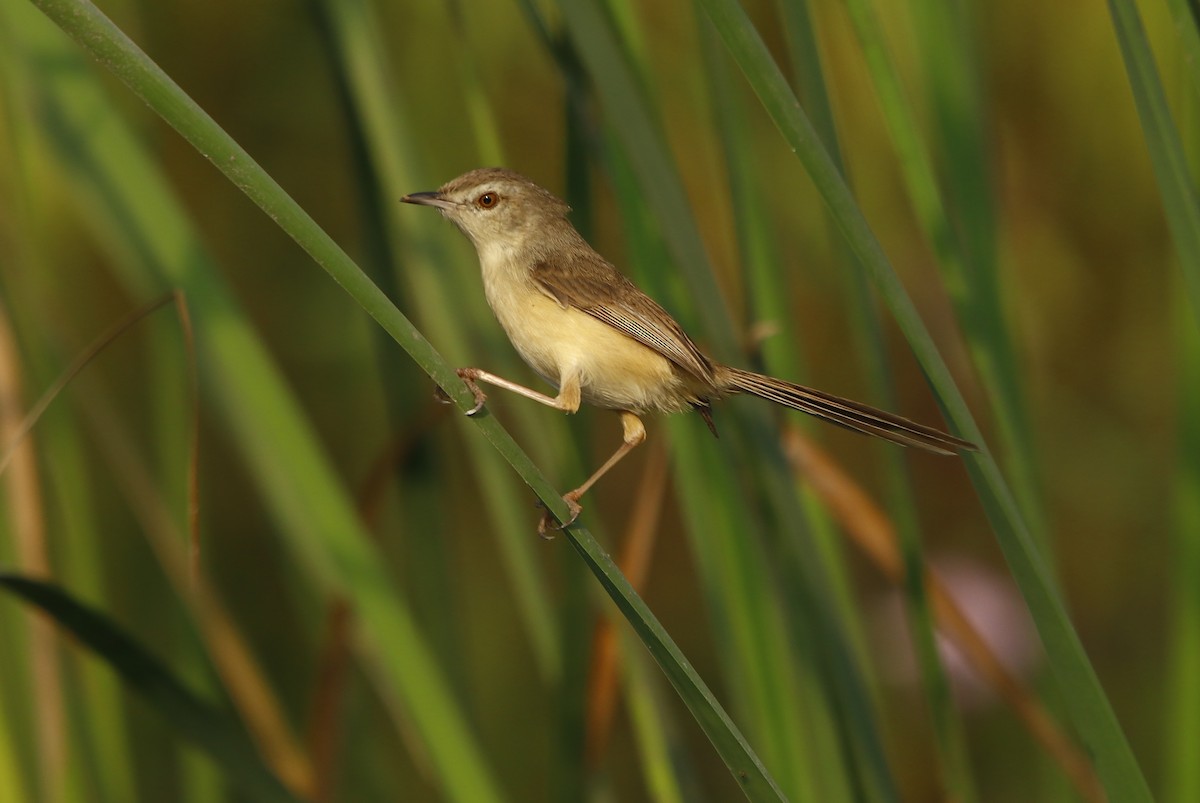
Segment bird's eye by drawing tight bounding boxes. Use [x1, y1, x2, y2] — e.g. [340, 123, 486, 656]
[477, 192, 499, 209]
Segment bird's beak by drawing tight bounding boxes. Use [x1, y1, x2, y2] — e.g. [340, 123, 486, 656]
[401, 191, 457, 211]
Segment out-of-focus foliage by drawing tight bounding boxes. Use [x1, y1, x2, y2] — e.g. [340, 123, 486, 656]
[0, 0, 1192, 800]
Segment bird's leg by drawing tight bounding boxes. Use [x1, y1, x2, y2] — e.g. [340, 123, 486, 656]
[444, 367, 614, 538]
[448, 367, 580, 415]
[538, 411, 646, 539]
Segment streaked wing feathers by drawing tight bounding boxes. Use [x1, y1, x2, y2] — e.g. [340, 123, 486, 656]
[532, 255, 714, 383]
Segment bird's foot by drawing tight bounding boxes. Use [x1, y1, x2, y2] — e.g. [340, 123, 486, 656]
[536, 491, 583, 540]
[454, 368, 487, 416]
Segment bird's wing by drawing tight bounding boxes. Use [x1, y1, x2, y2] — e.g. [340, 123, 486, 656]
[532, 254, 715, 384]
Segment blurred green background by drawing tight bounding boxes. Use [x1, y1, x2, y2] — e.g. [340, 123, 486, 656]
[0, 0, 1195, 801]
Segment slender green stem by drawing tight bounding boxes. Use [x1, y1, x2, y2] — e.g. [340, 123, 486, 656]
[29, 0, 785, 797]
[0, 575, 302, 803]
[1107, 0, 1200, 329]
[696, 0, 1154, 799]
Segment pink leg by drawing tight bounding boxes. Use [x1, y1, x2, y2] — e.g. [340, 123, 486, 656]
[451, 367, 580, 415]
[539, 411, 647, 538]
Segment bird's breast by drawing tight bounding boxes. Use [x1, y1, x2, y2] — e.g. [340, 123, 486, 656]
[479, 263, 695, 414]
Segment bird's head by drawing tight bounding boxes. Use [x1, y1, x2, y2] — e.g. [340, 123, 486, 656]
[401, 167, 572, 254]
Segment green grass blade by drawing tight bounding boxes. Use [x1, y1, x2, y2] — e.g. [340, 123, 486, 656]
[316, 0, 561, 686]
[25, 4, 507, 800]
[909, 0, 1048, 555]
[1107, 0, 1200, 328]
[595, 64, 821, 799]
[0, 574, 299, 803]
[562, 523, 788, 802]
[775, 0, 843, 167]
[1168, 286, 1200, 803]
[815, 2, 1008, 796]
[29, 0, 785, 798]
[43, 413, 140, 803]
[565, 8, 897, 797]
[695, 20, 862, 802]
[697, 16, 798, 380]
[619, 628, 699, 803]
[696, 1, 1154, 799]
[847, 0, 1044, 550]
[666, 421, 829, 803]
[556, 0, 738, 359]
[1166, 73, 1200, 803]
[0, 702, 27, 803]
[1165, 0, 1200, 98]
[0, 10, 134, 800]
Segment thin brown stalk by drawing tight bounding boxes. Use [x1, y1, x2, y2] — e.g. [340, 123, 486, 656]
[307, 600, 352, 803]
[584, 442, 670, 769]
[0, 299, 67, 803]
[0, 293, 314, 794]
[0, 292, 174, 477]
[356, 403, 450, 531]
[78, 384, 317, 798]
[781, 427, 1104, 802]
[173, 290, 202, 587]
[305, 403, 449, 801]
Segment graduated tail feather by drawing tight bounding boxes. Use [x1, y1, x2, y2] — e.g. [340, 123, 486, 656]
[720, 367, 976, 456]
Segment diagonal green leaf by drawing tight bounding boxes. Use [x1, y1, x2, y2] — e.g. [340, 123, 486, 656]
[1165, 0, 1200, 109]
[845, 0, 1044, 550]
[765, 4, 979, 798]
[558, 6, 900, 798]
[1107, 0, 1200, 329]
[555, 0, 738, 359]
[1168, 284, 1200, 803]
[1166, 76, 1200, 803]
[695, 0, 1154, 800]
[28, 0, 785, 799]
[316, 0, 561, 686]
[0, 574, 299, 803]
[17, 3, 505, 800]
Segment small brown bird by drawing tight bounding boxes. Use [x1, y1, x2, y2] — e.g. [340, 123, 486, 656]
[403, 168, 974, 536]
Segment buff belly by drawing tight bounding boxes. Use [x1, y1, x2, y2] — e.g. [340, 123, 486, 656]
[485, 280, 695, 414]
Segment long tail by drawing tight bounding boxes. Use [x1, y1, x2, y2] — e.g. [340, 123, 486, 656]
[720, 367, 976, 456]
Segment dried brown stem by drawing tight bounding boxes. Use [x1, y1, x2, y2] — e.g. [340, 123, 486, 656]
[782, 427, 1104, 803]
[32, 296, 319, 798]
[584, 441, 670, 769]
[0, 298, 67, 803]
[305, 402, 449, 801]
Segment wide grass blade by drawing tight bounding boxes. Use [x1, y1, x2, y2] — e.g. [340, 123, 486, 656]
[29, 0, 785, 798]
[696, 0, 1154, 799]
[315, 0, 561, 686]
[694, 22, 865, 802]
[22, 3, 506, 800]
[1106, 0, 1200, 328]
[845, 0, 1044, 547]
[561, 5, 901, 798]
[0, 706, 26, 803]
[556, 0, 738, 358]
[1168, 287, 1200, 803]
[0, 32, 136, 788]
[619, 633, 692, 803]
[1166, 72, 1200, 803]
[0, 574, 300, 803]
[668, 419, 837, 803]
[591, 31, 824, 801]
[1165, 0, 1200, 97]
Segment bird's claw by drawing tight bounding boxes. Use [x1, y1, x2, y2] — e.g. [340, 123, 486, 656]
[451, 368, 487, 416]
[536, 492, 583, 540]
